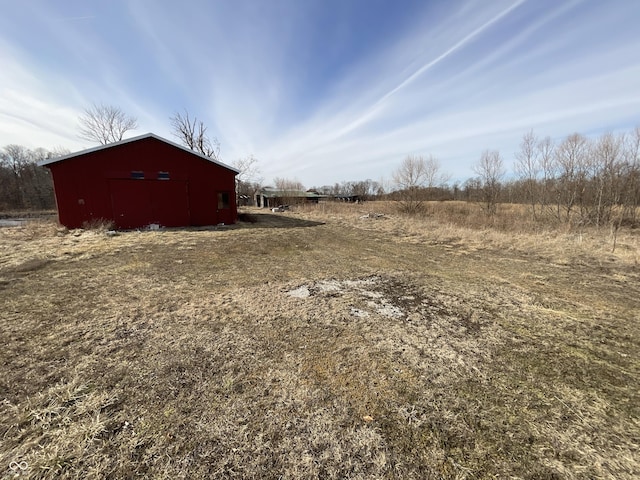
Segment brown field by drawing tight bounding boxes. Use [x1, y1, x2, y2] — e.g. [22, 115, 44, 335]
[1, 202, 639, 479]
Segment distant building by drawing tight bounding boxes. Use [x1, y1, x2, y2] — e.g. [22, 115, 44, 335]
[40, 133, 239, 229]
[334, 194, 361, 203]
[255, 187, 326, 208]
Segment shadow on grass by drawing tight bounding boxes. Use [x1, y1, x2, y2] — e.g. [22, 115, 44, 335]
[1, 210, 325, 232]
[232, 212, 325, 229]
[182, 212, 324, 231]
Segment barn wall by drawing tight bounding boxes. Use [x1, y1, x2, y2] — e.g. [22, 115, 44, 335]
[48, 137, 237, 229]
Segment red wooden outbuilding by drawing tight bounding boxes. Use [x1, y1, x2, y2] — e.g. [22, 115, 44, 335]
[40, 133, 239, 229]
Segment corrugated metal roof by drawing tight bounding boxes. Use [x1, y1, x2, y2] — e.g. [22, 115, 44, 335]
[258, 189, 325, 198]
[38, 132, 240, 174]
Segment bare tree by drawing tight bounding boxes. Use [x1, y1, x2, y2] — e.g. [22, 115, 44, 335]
[0, 145, 29, 207]
[587, 132, 624, 226]
[462, 177, 482, 202]
[423, 155, 450, 190]
[232, 155, 263, 206]
[233, 155, 262, 186]
[349, 179, 381, 202]
[0, 145, 56, 209]
[554, 133, 589, 223]
[273, 177, 305, 206]
[537, 135, 556, 217]
[473, 149, 505, 216]
[78, 103, 138, 145]
[621, 127, 640, 226]
[170, 110, 220, 160]
[392, 155, 442, 214]
[515, 130, 541, 218]
[315, 185, 334, 195]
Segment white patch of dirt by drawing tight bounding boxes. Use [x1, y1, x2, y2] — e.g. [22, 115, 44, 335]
[350, 307, 370, 318]
[286, 286, 311, 298]
[285, 276, 407, 319]
[315, 280, 343, 293]
[375, 303, 405, 318]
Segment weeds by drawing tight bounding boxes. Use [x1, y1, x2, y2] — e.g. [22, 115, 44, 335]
[81, 218, 116, 232]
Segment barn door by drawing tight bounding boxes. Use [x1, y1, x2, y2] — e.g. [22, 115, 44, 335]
[109, 179, 153, 229]
[150, 180, 190, 227]
[216, 191, 232, 224]
[109, 179, 190, 229]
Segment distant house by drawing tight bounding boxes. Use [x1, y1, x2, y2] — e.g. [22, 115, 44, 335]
[40, 133, 239, 229]
[255, 187, 326, 208]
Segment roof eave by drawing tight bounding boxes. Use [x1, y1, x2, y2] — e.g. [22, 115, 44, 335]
[38, 133, 240, 174]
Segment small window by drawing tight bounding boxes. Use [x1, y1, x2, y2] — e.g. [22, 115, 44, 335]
[131, 171, 144, 179]
[217, 192, 230, 209]
[158, 171, 170, 180]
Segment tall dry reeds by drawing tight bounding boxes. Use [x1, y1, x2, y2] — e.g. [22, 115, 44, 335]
[294, 200, 639, 266]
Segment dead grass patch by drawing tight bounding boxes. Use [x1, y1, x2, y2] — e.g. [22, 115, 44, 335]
[298, 201, 640, 268]
[1, 208, 638, 479]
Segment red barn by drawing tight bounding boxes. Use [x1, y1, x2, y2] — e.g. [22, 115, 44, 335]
[40, 133, 239, 229]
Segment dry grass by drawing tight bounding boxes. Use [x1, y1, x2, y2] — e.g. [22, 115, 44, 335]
[300, 201, 640, 267]
[1, 204, 639, 479]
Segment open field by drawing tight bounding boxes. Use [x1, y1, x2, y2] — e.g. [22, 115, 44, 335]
[1, 203, 639, 479]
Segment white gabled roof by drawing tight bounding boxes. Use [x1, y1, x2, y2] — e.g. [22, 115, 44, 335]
[38, 132, 240, 174]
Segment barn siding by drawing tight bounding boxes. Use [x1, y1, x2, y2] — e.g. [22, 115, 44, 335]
[46, 136, 237, 229]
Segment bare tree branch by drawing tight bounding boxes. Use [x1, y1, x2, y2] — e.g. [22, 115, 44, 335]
[473, 149, 505, 216]
[232, 155, 262, 186]
[78, 104, 138, 145]
[515, 130, 541, 218]
[232, 155, 263, 205]
[0, 144, 57, 209]
[273, 177, 305, 205]
[392, 155, 447, 213]
[170, 110, 220, 160]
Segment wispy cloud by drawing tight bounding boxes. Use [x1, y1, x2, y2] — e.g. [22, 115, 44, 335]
[52, 15, 97, 22]
[0, 0, 638, 185]
[245, 0, 640, 184]
[332, 0, 528, 138]
[0, 40, 84, 148]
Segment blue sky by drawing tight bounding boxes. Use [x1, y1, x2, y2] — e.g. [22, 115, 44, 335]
[1, 0, 639, 187]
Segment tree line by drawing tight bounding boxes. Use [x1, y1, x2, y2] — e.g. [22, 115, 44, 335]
[2, 99, 639, 231]
[460, 128, 640, 227]
[0, 145, 65, 211]
[387, 127, 640, 228]
[310, 180, 384, 201]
